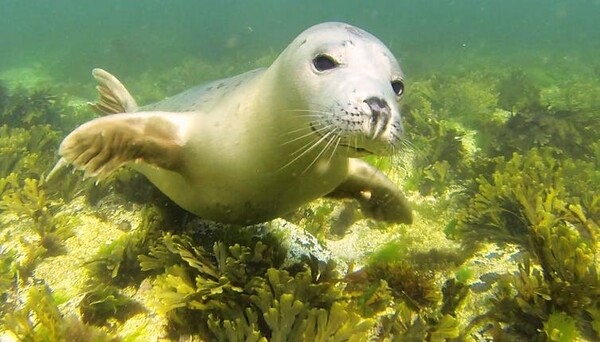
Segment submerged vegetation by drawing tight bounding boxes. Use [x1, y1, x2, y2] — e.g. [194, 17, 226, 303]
[401, 68, 600, 339]
[1, 53, 599, 340]
[139, 231, 372, 341]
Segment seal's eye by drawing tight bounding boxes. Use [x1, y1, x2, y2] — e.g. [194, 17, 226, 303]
[391, 80, 404, 96]
[313, 55, 338, 71]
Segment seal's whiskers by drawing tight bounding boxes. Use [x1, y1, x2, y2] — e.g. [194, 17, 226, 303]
[327, 136, 342, 164]
[282, 125, 314, 137]
[278, 130, 336, 172]
[302, 128, 341, 174]
[282, 124, 333, 145]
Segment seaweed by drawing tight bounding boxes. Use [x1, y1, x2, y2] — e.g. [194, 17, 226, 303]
[540, 77, 600, 114]
[350, 240, 461, 315]
[79, 283, 141, 326]
[0, 85, 76, 129]
[364, 260, 439, 311]
[0, 246, 17, 317]
[431, 73, 498, 129]
[284, 199, 337, 241]
[244, 269, 372, 342]
[1, 283, 116, 342]
[0, 86, 93, 204]
[0, 125, 60, 181]
[402, 112, 470, 195]
[454, 148, 599, 245]
[0, 122, 87, 204]
[344, 240, 468, 341]
[0, 176, 77, 284]
[478, 75, 600, 160]
[454, 148, 600, 339]
[377, 298, 460, 341]
[85, 205, 163, 286]
[543, 311, 580, 342]
[478, 107, 599, 160]
[138, 232, 372, 340]
[401, 79, 472, 195]
[75, 206, 164, 327]
[496, 69, 542, 113]
[0, 82, 8, 114]
[370, 272, 468, 341]
[466, 257, 589, 341]
[0, 177, 73, 256]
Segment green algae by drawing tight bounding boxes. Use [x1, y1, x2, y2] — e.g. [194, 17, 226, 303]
[0, 125, 60, 182]
[79, 283, 140, 326]
[2, 283, 116, 342]
[1, 178, 75, 257]
[136, 231, 371, 341]
[543, 311, 580, 342]
[0, 51, 599, 341]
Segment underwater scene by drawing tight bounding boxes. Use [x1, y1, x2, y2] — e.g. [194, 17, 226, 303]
[1, 0, 599, 341]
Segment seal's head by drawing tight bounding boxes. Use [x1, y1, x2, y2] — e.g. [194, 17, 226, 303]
[274, 22, 405, 156]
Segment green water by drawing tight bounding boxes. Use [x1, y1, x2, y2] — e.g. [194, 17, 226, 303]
[2, 1, 599, 81]
[1, 1, 600, 341]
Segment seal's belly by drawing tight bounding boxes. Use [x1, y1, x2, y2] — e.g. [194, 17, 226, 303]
[137, 157, 347, 224]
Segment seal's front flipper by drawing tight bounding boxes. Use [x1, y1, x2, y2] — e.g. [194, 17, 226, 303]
[89, 68, 139, 115]
[58, 112, 188, 179]
[326, 158, 413, 224]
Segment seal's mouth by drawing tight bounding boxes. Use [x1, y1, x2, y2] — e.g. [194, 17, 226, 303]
[339, 143, 373, 155]
[309, 123, 375, 155]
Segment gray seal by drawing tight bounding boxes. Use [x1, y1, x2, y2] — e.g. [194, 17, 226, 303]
[50, 22, 412, 225]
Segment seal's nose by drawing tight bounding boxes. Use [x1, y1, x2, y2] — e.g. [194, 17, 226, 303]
[364, 97, 391, 139]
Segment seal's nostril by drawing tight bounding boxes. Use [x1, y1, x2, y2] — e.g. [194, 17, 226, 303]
[364, 97, 391, 139]
[364, 97, 388, 113]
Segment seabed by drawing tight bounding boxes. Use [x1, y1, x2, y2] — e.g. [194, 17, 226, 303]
[0, 53, 599, 341]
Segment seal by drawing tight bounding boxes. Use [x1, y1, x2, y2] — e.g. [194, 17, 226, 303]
[50, 22, 413, 225]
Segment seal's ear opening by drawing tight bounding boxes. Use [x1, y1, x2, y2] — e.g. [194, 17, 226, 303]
[313, 54, 338, 72]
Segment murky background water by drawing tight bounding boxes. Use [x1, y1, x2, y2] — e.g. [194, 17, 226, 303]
[2, 1, 599, 82]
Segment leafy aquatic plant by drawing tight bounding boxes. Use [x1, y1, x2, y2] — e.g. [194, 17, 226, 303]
[139, 232, 372, 341]
[0, 125, 60, 181]
[0, 82, 7, 114]
[85, 205, 164, 286]
[540, 77, 600, 114]
[466, 256, 595, 341]
[364, 260, 439, 311]
[454, 148, 600, 339]
[285, 198, 366, 240]
[376, 301, 460, 342]
[75, 205, 166, 328]
[431, 73, 498, 129]
[478, 107, 600, 160]
[343, 240, 470, 341]
[477, 73, 600, 160]
[454, 148, 597, 244]
[0, 246, 17, 317]
[0, 177, 73, 255]
[0, 85, 77, 129]
[543, 311, 580, 342]
[496, 69, 542, 113]
[1, 283, 115, 341]
[401, 80, 471, 195]
[79, 283, 140, 326]
[0, 176, 78, 284]
[213, 269, 372, 342]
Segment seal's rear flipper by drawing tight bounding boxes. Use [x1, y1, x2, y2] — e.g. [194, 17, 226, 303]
[89, 68, 139, 115]
[58, 112, 188, 179]
[326, 158, 413, 224]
